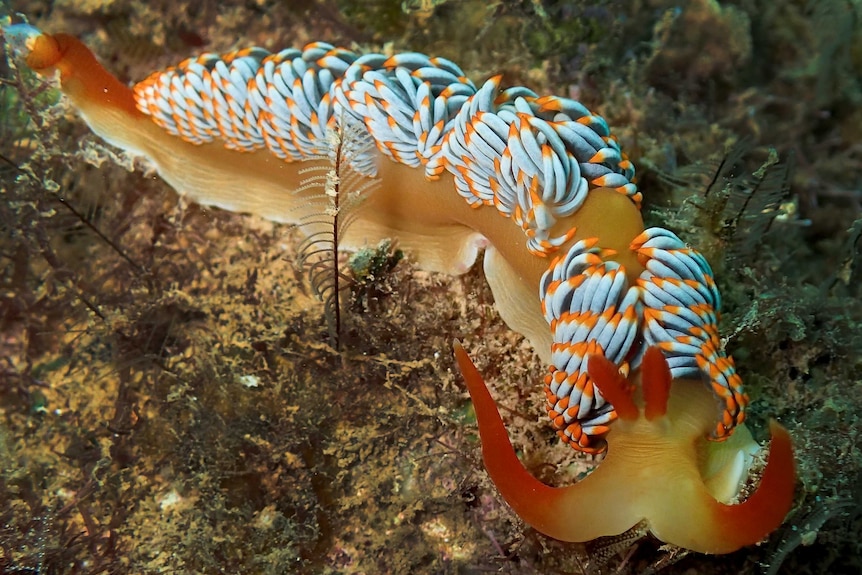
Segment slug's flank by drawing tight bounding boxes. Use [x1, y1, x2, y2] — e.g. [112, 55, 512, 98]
[6, 22, 796, 554]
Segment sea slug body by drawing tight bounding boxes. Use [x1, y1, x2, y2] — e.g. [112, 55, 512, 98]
[4, 23, 795, 554]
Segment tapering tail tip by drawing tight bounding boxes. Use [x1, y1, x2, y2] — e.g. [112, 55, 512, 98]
[2, 25, 140, 117]
[2, 23, 55, 68]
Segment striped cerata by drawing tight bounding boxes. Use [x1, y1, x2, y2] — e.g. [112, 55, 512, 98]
[132, 40, 745, 454]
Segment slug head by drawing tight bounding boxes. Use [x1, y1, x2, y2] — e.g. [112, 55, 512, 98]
[454, 342, 795, 554]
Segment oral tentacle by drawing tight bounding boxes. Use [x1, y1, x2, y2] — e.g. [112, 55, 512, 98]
[454, 341, 640, 541]
[707, 420, 796, 551]
[453, 340, 561, 527]
[645, 420, 795, 554]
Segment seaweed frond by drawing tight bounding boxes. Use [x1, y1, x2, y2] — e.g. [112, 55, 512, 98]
[658, 139, 794, 268]
[723, 147, 794, 263]
[763, 494, 859, 575]
[294, 118, 380, 349]
[830, 216, 862, 295]
[348, 239, 404, 313]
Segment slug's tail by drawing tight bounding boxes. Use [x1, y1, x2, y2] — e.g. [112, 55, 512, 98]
[4, 24, 140, 117]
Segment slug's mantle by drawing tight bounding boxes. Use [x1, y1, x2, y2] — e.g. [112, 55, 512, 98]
[5, 24, 796, 554]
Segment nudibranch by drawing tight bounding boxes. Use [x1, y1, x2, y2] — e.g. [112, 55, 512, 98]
[3, 23, 796, 554]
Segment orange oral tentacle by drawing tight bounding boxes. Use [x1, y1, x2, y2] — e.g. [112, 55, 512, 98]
[708, 420, 796, 552]
[652, 419, 795, 554]
[453, 341, 564, 531]
[454, 341, 641, 542]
